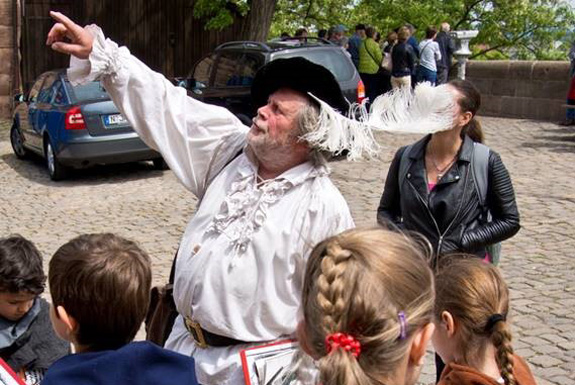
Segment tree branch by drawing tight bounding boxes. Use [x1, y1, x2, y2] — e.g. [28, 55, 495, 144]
[468, 26, 540, 59]
[454, 0, 483, 29]
[303, 0, 314, 23]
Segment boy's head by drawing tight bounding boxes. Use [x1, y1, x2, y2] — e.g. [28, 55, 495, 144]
[0, 235, 45, 322]
[49, 233, 151, 351]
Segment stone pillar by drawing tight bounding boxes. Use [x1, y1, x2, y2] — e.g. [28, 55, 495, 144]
[0, 0, 14, 119]
[451, 30, 479, 80]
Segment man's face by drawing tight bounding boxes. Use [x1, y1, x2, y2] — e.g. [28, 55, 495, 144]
[0, 291, 36, 322]
[358, 29, 366, 39]
[248, 88, 309, 157]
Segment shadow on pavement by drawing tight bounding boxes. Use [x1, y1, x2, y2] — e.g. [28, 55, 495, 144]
[1, 152, 166, 187]
[520, 125, 575, 153]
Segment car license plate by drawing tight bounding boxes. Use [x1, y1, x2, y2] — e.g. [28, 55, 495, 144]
[103, 113, 127, 127]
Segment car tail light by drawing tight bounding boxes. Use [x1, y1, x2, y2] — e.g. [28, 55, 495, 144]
[65, 107, 85, 130]
[357, 79, 365, 104]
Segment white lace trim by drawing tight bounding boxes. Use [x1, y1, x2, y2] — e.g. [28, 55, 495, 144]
[206, 165, 326, 264]
[68, 24, 130, 85]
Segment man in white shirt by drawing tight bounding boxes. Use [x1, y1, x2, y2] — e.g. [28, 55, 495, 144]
[416, 26, 442, 86]
[47, 11, 361, 385]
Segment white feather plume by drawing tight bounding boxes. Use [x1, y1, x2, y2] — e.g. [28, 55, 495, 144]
[300, 94, 379, 161]
[368, 82, 457, 134]
[300, 82, 457, 161]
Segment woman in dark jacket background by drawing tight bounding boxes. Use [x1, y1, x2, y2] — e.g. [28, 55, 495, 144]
[377, 79, 520, 261]
[377, 77, 520, 385]
[390, 26, 416, 90]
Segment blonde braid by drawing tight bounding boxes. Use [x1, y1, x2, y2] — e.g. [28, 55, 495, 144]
[492, 321, 516, 385]
[316, 241, 353, 332]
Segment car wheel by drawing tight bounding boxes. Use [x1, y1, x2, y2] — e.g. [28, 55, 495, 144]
[152, 157, 169, 170]
[10, 124, 28, 159]
[44, 139, 68, 181]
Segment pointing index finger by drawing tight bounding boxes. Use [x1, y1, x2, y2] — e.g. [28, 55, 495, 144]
[49, 11, 83, 36]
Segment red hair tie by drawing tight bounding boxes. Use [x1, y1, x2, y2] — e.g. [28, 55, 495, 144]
[325, 332, 361, 358]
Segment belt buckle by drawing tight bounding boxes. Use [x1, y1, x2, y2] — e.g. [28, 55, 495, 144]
[184, 317, 208, 349]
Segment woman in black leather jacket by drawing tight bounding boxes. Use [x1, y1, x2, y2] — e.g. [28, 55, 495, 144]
[377, 79, 520, 264]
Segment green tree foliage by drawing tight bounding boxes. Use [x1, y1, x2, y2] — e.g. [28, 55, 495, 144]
[193, 0, 250, 30]
[270, 0, 575, 60]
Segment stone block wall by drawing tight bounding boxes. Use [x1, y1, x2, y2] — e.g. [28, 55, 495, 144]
[0, 0, 13, 119]
[465, 60, 569, 122]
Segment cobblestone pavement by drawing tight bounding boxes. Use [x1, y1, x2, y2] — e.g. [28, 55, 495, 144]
[1, 117, 574, 384]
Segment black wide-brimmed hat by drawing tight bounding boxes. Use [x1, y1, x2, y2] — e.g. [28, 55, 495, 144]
[251, 57, 349, 113]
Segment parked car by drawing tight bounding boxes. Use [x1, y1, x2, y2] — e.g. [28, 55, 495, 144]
[11, 70, 166, 181]
[177, 38, 364, 125]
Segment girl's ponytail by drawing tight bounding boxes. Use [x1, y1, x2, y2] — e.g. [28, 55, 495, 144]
[464, 117, 484, 143]
[491, 320, 516, 385]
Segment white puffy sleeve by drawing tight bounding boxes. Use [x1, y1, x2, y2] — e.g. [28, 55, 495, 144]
[67, 25, 248, 198]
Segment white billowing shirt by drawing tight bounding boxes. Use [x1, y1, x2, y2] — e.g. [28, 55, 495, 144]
[68, 26, 355, 385]
[418, 39, 442, 72]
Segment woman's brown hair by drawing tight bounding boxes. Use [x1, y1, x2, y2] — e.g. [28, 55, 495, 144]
[449, 79, 484, 143]
[302, 228, 434, 385]
[434, 258, 515, 385]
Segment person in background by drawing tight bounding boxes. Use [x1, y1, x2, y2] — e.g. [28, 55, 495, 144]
[298, 228, 435, 385]
[405, 24, 420, 58]
[380, 31, 397, 94]
[417, 26, 442, 86]
[358, 26, 383, 105]
[318, 29, 328, 40]
[295, 27, 308, 40]
[0, 235, 69, 384]
[436, 22, 456, 85]
[330, 25, 349, 48]
[560, 40, 575, 126]
[434, 258, 537, 385]
[390, 27, 416, 90]
[347, 24, 366, 69]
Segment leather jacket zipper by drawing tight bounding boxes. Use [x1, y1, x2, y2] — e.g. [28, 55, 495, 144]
[407, 164, 470, 257]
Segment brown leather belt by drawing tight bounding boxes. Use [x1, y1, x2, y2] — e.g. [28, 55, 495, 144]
[184, 317, 246, 348]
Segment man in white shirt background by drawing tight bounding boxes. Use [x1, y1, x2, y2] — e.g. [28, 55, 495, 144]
[416, 26, 442, 86]
[46, 11, 367, 385]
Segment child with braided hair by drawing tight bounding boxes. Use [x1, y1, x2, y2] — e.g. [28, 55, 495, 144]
[433, 257, 537, 385]
[297, 228, 436, 385]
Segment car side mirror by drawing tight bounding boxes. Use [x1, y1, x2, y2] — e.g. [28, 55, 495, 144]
[13, 94, 26, 103]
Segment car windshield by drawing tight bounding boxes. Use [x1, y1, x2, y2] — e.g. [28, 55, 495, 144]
[273, 49, 355, 82]
[67, 81, 110, 102]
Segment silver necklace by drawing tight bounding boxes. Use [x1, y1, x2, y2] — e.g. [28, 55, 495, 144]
[429, 150, 457, 180]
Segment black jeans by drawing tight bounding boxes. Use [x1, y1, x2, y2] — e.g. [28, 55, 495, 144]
[360, 72, 381, 106]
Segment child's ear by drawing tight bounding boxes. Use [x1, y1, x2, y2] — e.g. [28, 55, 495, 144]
[441, 310, 456, 338]
[56, 305, 79, 336]
[409, 322, 435, 366]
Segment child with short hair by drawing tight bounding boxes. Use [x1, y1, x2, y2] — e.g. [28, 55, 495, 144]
[0, 235, 69, 384]
[43, 233, 198, 385]
[297, 228, 436, 385]
[433, 258, 537, 385]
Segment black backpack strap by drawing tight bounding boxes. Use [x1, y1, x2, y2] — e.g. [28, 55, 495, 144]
[471, 142, 490, 208]
[398, 144, 414, 197]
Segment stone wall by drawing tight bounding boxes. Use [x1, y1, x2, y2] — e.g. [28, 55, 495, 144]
[0, 0, 13, 119]
[466, 60, 569, 122]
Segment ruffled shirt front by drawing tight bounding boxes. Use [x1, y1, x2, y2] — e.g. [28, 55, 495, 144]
[68, 25, 355, 385]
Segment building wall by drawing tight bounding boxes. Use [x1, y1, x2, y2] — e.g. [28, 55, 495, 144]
[0, 0, 14, 119]
[466, 60, 569, 122]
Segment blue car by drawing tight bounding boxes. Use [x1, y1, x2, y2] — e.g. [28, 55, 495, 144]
[10, 70, 165, 180]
